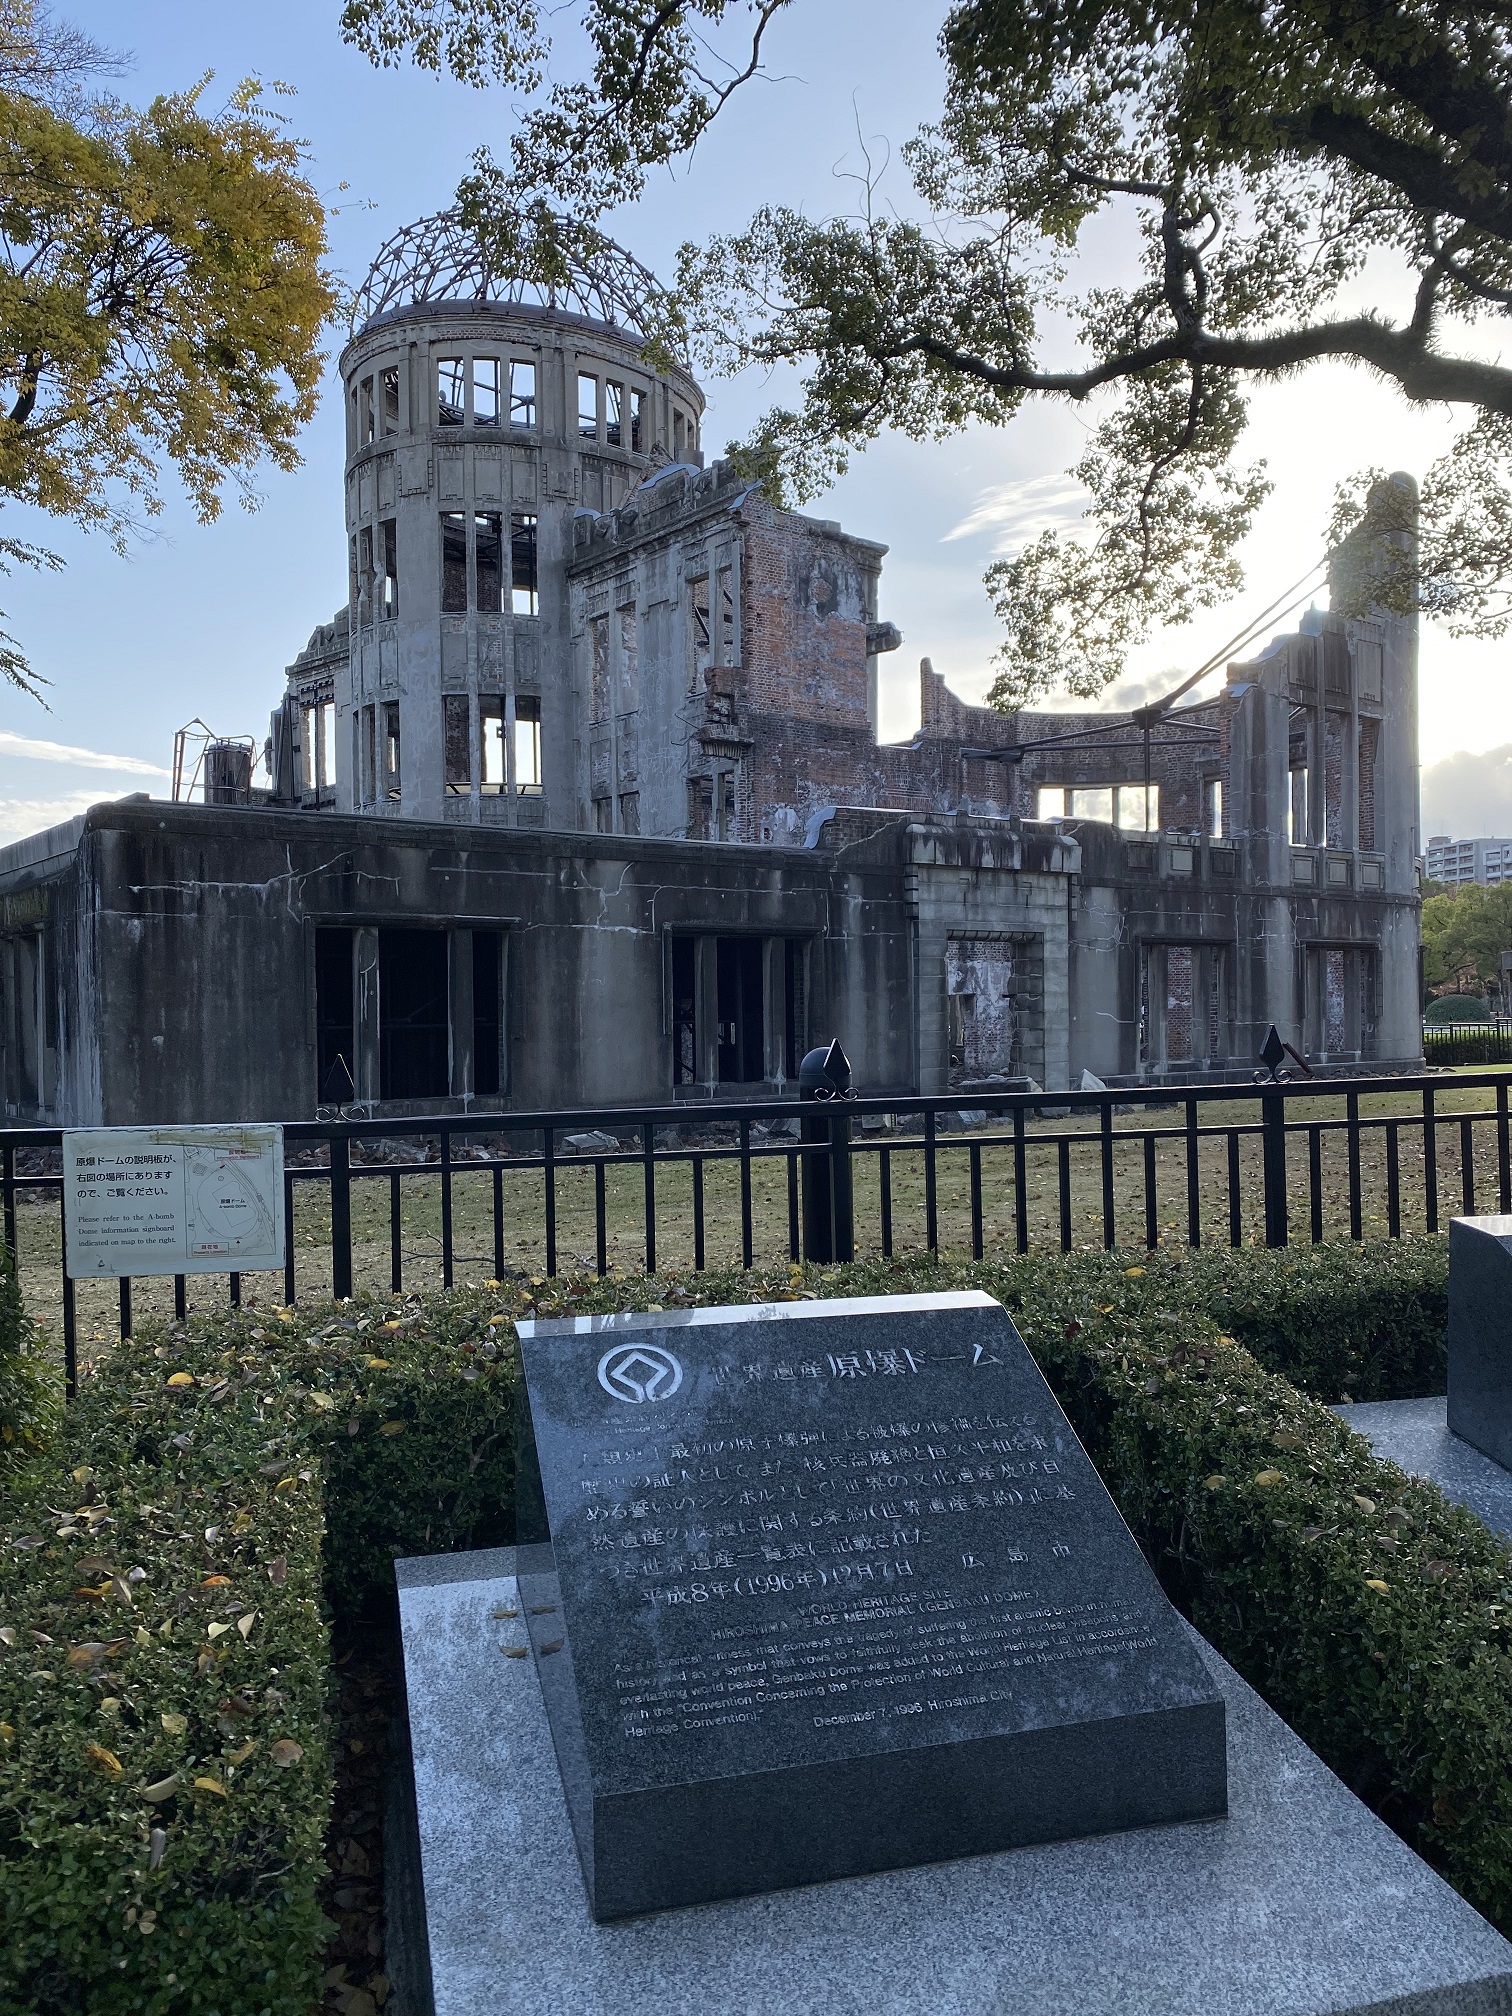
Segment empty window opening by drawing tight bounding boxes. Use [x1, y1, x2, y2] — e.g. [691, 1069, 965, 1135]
[359, 376, 375, 445]
[380, 519, 398, 619]
[594, 795, 613, 833]
[1115, 783, 1158, 832]
[379, 928, 450, 1100]
[783, 939, 807, 1080]
[618, 606, 639, 711]
[351, 710, 363, 802]
[1290, 762, 1309, 846]
[1165, 945, 1195, 1062]
[1358, 718, 1379, 851]
[630, 388, 645, 453]
[1206, 776, 1224, 839]
[1068, 787, 1113, 822]
[358, 525, 374, 625]
[687, 776, 711, 839]
[589, 616, 609, 723]
[443, 693, 471, 795]
[480, 696, 506, 793]
[672, 937, 697, 1084]
[301, 706, 317, 792]
[441, 512, 468, 614]
[315, 927, 355, 1106]
[717, 936, 765, 1084]
[380, 365, 400, 434]
[577, 373, 598, 439]
[605, 381, 623, 447]
[382, 702, 400, 800]
[362, 706, 377, 806]
[619, 791, 640, 834]
[511, 512, 538, 615]
[475, 512, 503, 613]
[473, 929, 503, 1098]
[472, 357, 501, 427]
[509, 360, 536, 429]
[1036, 786, 1065, 821]
[437, 357, 465, 426]
[688, 576, 711, 686]
[718, 566, 735, 665]
[319, 699, 337, 787]
[673, 409, 686, 459]
[514, 695, 542, 793]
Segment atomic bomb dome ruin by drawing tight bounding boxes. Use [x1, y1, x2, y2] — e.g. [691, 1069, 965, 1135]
[0, 209, 1422, 1124]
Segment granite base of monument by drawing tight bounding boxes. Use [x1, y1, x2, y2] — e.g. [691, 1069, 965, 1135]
[1336, 1394, 1512, 1544]
[513, 1291, 1226, 1919]
[396, 1544, 1512, 2016]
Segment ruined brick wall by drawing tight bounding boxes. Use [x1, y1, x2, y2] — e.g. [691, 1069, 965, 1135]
[739, 502, 879, 732]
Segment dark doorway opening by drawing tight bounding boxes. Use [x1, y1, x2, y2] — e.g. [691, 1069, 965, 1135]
[379, 929, 450, 1099]
[473, 929, 502, 1097]
[783, 939, 806, 1080]
[315, 927, 355, 1103]
[672, 937, 697, 1084]
[716, 937, 765, 1083]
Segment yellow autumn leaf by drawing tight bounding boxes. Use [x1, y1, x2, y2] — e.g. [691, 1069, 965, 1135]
[307, 1391, 334, 1411]
[237, 1613, 256, 1640]
[269, 1738, 303, 1768]
[67, 1641, 107, 1669]
[1204, 1474, 1226, 1490]
[192, 1775, 227, 1798]
[274, 1475, 299, 1492]
[378, 1420, 405, 1436]
[381, 1319, 403, 1331]
[275, 1308, 295, 1322]
[364, 1357, 391, 1370]
[142, 1775, 178, 1802]
[0, 1723, 14, 1745]
[1123, 1266, 1145, 1277]
[227, 1739, 255, 1767]
[85, 1743, 122, 1776]
[165, 1372, 195, 1388]
[199, 1575, 231, 1590]
[206, 1621, 230, 1640]
[1353, 1495, 1377, 1514]
[1366, 1578, 1391, 1593]
[160, 1712, 186, 1736]
[1253, 1470, 1285, 1487]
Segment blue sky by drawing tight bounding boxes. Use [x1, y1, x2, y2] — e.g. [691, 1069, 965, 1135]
[0, 0, 1505, 843]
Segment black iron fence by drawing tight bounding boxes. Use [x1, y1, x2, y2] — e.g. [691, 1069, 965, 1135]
[9, 1068, 1512, 1396]
[1423, 1024, 1512, 1066]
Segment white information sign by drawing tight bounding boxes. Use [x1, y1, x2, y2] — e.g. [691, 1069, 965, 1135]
[63, 1125, 285, 1279]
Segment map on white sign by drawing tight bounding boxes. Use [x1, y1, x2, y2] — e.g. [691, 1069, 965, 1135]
[63, 1126, 285, 1279]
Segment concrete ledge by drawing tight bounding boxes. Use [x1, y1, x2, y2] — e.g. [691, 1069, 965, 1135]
[1335, 1395, 1512, 1544]
[396, 1545, 1512, 2016]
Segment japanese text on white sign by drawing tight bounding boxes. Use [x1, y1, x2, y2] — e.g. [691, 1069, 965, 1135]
[62, 1125, 285, 1279]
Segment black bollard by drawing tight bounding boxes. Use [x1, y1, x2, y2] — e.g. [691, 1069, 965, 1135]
[799, 1039, 855, 1263]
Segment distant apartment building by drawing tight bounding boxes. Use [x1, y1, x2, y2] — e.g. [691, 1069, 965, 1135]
[1424, 836, 1512, 887]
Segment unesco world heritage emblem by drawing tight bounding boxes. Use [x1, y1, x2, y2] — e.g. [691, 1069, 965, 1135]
[597, 1343, 683, 1404]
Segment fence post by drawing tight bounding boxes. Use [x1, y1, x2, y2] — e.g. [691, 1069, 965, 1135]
[330, 1134, 353, 1300]
[800, 1041, 854, 1263]
[1262, 1091, 1288, 1248]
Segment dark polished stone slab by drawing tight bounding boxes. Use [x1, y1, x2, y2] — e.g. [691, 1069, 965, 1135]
[1449, 1217, 1512, 1469]
[514, 1290, 1226, 1920]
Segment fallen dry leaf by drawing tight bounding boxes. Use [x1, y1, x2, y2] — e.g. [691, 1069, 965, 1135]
[199, 1575, 231, 1590]
[192, 1775, 227, 1798]
[237, 1613, 256, 1640]
[142, 1775, 178, 1803]
[1253, 1470, 1285, 1487]
[206, 1621, 230, 1640]
[377, 1420, 405, 1437]
[84, 1743, 122, 1776]
[269, 1738, 303, 1768]
[1365, 1577, 1391, 1593]
[227, 1739, 255, 1767]
[165, 1373, 195, 1389]
[160, 1712, 187, 1736]
[267, 1555, 288, 1587]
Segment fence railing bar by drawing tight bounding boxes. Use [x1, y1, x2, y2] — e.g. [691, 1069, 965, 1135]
[1346, 1092, 1362, 1243]
[1423, 1089, 1439, 1235]
[594, 1160, 607, 1278]
[640, 1123, 654, 1276]
[1462, 1115, 1476, 1217]
[1386, 1120, 1401, 1238]
[545, 1125, 558, 1278]
[924, 1110, 939, 1255]
[440, 1129, 454, 1292]
[1014, 1106, 1029, 1256]
[118, 1276, 131, 1340]
[1227, 1132, 1242, 1247]
[329, 1137, 353, 1302]
[492, 1163, 505, 1283]
[692, 1154, 705, 1272]
[282, 1170, 296, 1307]
[879, 1146, 893, 1259]
[1, 1143, 14, 1265]
[1143, 1134, 1158, 1250]
[1500, 1083, 1511, 1215]
[1309, 1126, 1323, 1245]
[1058, 1137, 1072, 1253]
[390, 1171, 403, 1293]
[175, 1273, 188, 1322]
[970, 1142, 984, 1262]
[786, 1150, 800, 1262]
[1184, 1098, 1200, 1248]
[740, 1120, 754, 1272]
[1100, 1102, 1116, 1250]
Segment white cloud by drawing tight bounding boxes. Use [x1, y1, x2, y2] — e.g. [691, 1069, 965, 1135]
[0, 730, 168, 775]
[0, 791, 118, 848]
[1421, 746, 1512, 841]
[941, 472, 1091, 552]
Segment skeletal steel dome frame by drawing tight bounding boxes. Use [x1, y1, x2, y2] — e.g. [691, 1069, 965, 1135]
[352, 207, 682, 353]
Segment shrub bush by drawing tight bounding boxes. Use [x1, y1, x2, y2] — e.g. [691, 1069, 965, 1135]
[1, 1236, 1503, 2010]
[0, 1245, 55, 1474]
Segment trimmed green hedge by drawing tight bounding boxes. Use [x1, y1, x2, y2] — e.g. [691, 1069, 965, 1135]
[3, 1236, 1505, 2012]
[0, 1246, 54, 1476]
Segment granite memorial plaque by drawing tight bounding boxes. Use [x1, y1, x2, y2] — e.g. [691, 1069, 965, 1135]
[1449, 1217, 1512, 1471]
[514, 1289, 1227, 1920]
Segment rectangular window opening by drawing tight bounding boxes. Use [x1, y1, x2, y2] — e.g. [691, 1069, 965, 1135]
[511, 512, 538, 616]
[441, 512, 468, 614]
[360, 376, 376, 445]
[783, 939, 806, 1080]
[301, 706, 316, 793]
[480, 696, 506, 793]
[1037, 786, 1065, 821]
[473, 929, 502, 1098]
[472, 357, 501, 427]
[688, 576, 711, 687]
[475, 512, 503, 613]
[630, 387, 645, 453]
[315, 927, 356, 1106]
[437, 356, 465, 427]
[319, 699, 337, 788]
[673, 409, 686, 459]
[443, 692, 471, 795]
[1115, 783, 1158, 833]
[358, 525, 374, 626]
[382, 701, 400, 800]
[1206, 776, 1223, 840]
[362, 705, 377, 807]
[618, 606, 639, 711]
[1069, 787, 1114, 823]
[717, 567, 735, 665]
[509, 360, 536, 429]
[590, 615, 609, 724]
[605, 381, 623, 448]
[379, 927, 450, 1100]
[619, 790, 640, 834]
[380, 364, 400, 434]
[380, 518, 398, 619]
[514, 695, 542, 793]
[577, 372, 598, 440]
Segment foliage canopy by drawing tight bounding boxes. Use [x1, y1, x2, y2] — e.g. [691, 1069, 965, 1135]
[0, 3, 336, 693]
[347, 0, 1512, 704]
